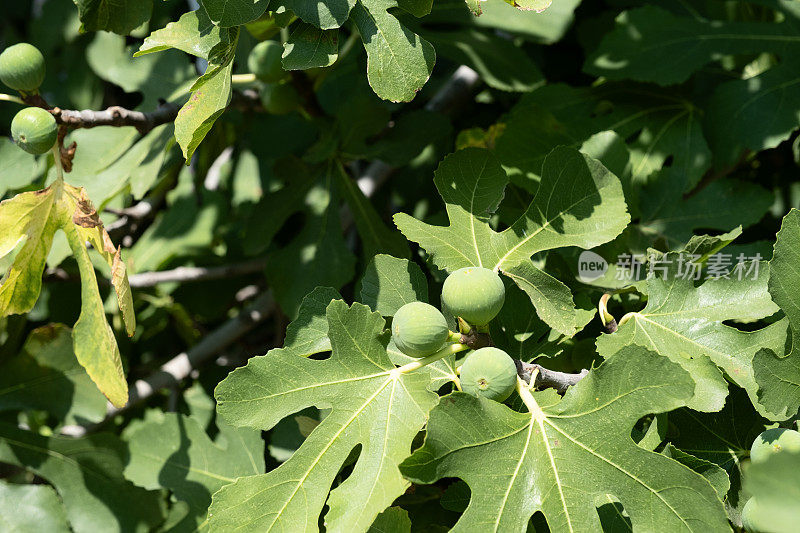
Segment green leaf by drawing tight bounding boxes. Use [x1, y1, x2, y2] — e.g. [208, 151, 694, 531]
[661, 444, 730, 501]
[400, 345, 730, 531]
[425, 0, 582, 45]
[282, 22, 339, 70]
[495, 84, 711, 194]
[706, 60, 800, 166]
[0, 481, 70, 533]
[209, 300, 439, 531]
[129, 167, 223, 272]
[395, 146, 629, 336]
[585, 4, 800, 85]
[265, 174, 356, 316]
[754, 209, 800, 419]
[86, 32, 194, 107]
[72, 0, 152, 34]
[174, 46, 234, 160]
[357, 254, 428, 316]
[199, 0, 269, 27]
[743, 450, 800, 531]
[241, 164, 317, 255]
[596, 254, 781, 414]
[368, 507, 412, 532]
[0, 324, 107, 424]
[334, 163, 409, 259]
[351, 0, 436, 102]
[639, 177, 773, 247]
[280, 0, 356, 29]
[0, 182, 133, 407]
[0, 138, 37, 196]
[124, 412, 264, 532]
[666, 390, 768, 520]
[422, 28, 544, 92]
[136, 9, 232, 59]
[282, 286, 342, 357]
[0, 423, 164, 533]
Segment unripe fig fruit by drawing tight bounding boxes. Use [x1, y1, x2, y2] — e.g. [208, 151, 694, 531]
[11, 107, 57, 155]
[741, 498, 768, 533]
[260, 81, 299, 114]
[392, 302, 449, 358]
[248, 41, 286, 83]
[441, 266, 505, 326]
[0, 43, 45, 92]
[460, 347, 517, 402]
[750, 427, 800, 463]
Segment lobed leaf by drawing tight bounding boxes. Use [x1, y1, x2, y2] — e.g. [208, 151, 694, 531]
[209, 300, 439, 531]
[395, 146, 629, 336]
[400, 345, 730, 532]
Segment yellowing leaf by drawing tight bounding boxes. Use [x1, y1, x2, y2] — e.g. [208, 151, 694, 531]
[0, 180, 133, 407]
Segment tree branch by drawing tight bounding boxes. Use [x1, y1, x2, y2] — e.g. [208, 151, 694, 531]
[61, 291, 275, 436]
[515, 360, 589, 394]
[128, 258, 268, 288]
[52, 104, 179, 135]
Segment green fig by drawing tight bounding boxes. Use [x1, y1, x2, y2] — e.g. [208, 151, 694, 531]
[441, 266, 505, 326]
[460, 347, 517, 402]
[0, 43, 45, 93]
[248, 41, 286, 83]
[260, 81, 299, 115]
[741, 498, 769, 533]
[392, 302, 449, 358]
[750, 427, 800, 463]
[11, 107, 57, 155]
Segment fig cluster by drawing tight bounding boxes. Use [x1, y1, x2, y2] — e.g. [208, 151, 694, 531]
[741, 427, 800, 532]
[1, 43, 57, 155]
[391, 266, 517, 403]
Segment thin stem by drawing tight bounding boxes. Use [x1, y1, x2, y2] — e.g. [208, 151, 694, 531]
[51, 145, 64, 183]
[396, 343, 469, 374]
[0, 93, 25, 105]
[618, 312, 637, 327]
[517, 377, 544, 420]
[231, 73, 258, 85]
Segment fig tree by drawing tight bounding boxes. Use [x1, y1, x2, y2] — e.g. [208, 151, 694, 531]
[260, 81, 299, 115]
[441, 266, 505, 325]
[750, 427, 800, 463]
[248, 41, 286, 83]
[460, 347, 517, 402]
[392, 302, 449, 358]
[0, 43, 45, 93]
[11, 107, 57, 155]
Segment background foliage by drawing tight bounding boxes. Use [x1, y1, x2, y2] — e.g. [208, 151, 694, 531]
[1, 0, 800, 531]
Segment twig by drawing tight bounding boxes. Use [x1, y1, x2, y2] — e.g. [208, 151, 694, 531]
[128, 258, 268, 288]
[515, 360, 589, 394]
[45, 258, 268, 287]
[51, 104, 179, 135]
[61, 292, 275, 437]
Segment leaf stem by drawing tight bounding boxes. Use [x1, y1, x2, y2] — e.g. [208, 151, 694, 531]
[618, 312, 637, 327]
[396, 343, 469, 374]
[51, 145, 64, 184]
[517, 376, 544, 420]
[231, 73, 258, 85]
[0, 93, 25, 105]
